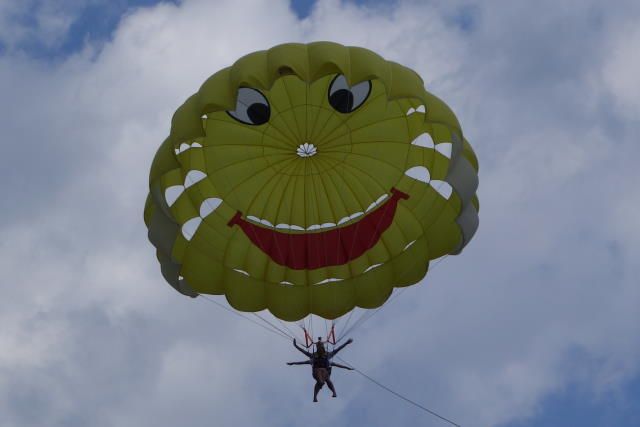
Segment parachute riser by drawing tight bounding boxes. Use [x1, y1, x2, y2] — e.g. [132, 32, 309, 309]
[301, 323, 337, 349]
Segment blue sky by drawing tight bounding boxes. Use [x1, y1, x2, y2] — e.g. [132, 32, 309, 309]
[1, 1, 639, 426]
[508, 377, 640, 427]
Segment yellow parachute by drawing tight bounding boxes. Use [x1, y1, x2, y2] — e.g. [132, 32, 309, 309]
[144, 42, 479, 322]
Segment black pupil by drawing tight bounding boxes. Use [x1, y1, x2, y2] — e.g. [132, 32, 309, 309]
[247, 103, 269, 124]
[329, 89, 354, 113]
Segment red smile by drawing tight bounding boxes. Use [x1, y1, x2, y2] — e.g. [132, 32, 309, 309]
[228, 188, 409, 270]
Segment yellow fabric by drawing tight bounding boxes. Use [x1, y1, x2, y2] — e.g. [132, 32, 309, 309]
[145, 42, 479, 321]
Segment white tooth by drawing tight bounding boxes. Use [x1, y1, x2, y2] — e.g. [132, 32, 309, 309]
[366, 202, 377, 212]
[290, 225, 304, 231]
[181, 217, 202, 241]
[260, 219, 274, 227]
[411, 133, 434, 148]
[416, 104, 426, 113]
[314, 278, 343, 285]
[199, 197, 222, 218]
[191, 142, 203, 149]
[280, 281, 295, 285]
[276, 223, 291, 230]
[306, 224, 321, 231]
[349, 212, 363, 220]
[178, 142, 191, 153]
[435, 143, 452, 158]
[403, 240, 416, 251]
[430, 180, 453, 199]
[376, 193, 388, 204]
[247, 215, 260, 223]
[165, 185, 185, 207]
[233, 268, 249, 276]
[184, 170, 206, 188]
[364, 263, 383, 273]
[321, 223, 336, 229]
[338, 216, 351, 225]
[405, 166, 431, 183]
[406, 107, 416, 115]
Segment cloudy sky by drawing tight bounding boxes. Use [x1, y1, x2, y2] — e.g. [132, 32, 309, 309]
[1, 0, 639, 426]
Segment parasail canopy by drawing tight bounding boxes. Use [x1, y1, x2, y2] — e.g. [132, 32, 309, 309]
[144, 42, 479, 322]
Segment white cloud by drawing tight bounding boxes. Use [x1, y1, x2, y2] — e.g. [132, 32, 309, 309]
[0, 0, 77, 50]
[1, 0, 639, 426]
[602, 22, 640, 119]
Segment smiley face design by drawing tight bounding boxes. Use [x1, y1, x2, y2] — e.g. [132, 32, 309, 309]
[145, 42, 479, 321]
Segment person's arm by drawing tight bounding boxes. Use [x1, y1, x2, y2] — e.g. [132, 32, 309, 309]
[330, 362, 354, 370]
[293, 338, 313, 357]
[331, 338, 353, 356]
[287, 360, 311, 366]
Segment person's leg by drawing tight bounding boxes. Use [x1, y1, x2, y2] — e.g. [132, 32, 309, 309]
[312, 368, 325, 402]
[326, 378, 337, 397]
[313, 381, 323, 402]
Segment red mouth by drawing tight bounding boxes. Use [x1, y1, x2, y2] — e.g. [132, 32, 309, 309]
[228, 188, 409, 270]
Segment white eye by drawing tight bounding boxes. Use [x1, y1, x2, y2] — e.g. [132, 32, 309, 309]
[328, 75, 371, 113]
[227, 88, 270, 125]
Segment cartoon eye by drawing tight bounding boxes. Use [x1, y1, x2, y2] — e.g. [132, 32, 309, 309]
[227, 88, 270, 125]
[328, 75, 371, 114]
